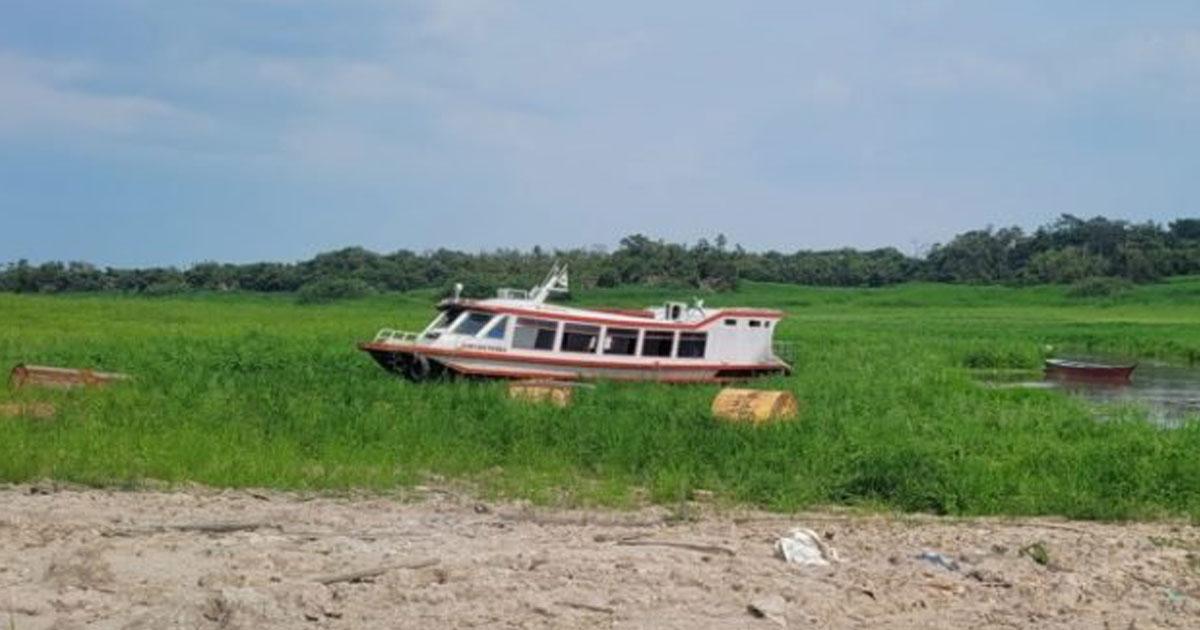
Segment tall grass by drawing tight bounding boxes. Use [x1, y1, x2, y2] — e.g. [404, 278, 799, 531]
[2, 279, 1199, 519]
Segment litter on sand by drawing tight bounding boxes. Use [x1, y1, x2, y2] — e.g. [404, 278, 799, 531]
[774, 528, 837, 566]
[916, 551, 960, 572]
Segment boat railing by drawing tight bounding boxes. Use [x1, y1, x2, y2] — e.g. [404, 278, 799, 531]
[772, 341, 796, 365]
[373, 329, 421, 345]
[496, 288, 530, 300]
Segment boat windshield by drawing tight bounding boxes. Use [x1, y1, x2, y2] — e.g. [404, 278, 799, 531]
[483, 316, 509, 340]
[431, 307, 464, 330]
[452, 311, 494, 336]
[421, 310, 454, 340]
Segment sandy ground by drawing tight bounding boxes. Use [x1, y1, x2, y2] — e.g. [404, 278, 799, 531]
[1, 484, 1198, 629]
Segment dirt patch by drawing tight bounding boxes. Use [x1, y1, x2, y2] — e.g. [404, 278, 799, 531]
[1, 485, 1198, 628]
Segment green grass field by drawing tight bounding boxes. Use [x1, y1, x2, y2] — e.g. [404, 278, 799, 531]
[2, 279, 1200, 520]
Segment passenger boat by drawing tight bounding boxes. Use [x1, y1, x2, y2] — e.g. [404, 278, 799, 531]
[358, 264, 792, 383]
[1044, 358, 1136, 383]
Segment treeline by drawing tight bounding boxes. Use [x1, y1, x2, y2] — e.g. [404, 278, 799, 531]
[2, 215, 1199, 296]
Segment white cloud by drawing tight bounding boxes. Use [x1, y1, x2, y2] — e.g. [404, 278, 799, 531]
[249, 56, 431, 105]
[892, 28, 1200, 103]
[421, 0, 509, 42]
[277, 122, 388, 169]
[0, 52, 200, 138]
[1119, 29, 1200, 68]
[895, 50, 1055, 100]
[802, 75, 854, 105]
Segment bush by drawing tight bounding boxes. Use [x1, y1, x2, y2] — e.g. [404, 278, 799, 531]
[961, 346, 1040, 369]
[438, 280, 499, 300]
[1025, 247, 1109, 283]
[140, 281, 191, 297]
[1066, 277, 1133, 299]
[296, 278, 372, 304]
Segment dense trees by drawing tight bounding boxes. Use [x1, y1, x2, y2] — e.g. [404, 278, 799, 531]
[2, 215, 1198, 295]
[924, 215, 1200, 284]
[926, 227, 1026, 283]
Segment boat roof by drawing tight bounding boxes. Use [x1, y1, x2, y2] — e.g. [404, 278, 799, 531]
[442, 297, 783, 330]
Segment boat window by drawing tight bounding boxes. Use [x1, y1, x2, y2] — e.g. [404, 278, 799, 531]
[603, 328, 638, 355]
[512, 318, 558, 351]
[724, 319, 737, 326]
[452, 311, 494, 336]
[677, 332, 707, 358]
[749, 320, 762, 328]
[561, 323, 600, 353]
[764, 321, 771, 328]
[641, 331, 674, 357]
[483, 316, 509, 340]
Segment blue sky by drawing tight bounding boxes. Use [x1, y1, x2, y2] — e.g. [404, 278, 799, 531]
[1, 1, 1198, 266]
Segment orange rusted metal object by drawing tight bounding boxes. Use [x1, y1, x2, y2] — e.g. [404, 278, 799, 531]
[9, 364, 131, 390]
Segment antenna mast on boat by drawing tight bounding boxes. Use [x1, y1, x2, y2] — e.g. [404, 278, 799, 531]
[530, 262, 569, 303]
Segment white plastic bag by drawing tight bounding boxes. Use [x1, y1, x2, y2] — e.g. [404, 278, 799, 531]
[774, 527, 837, 566]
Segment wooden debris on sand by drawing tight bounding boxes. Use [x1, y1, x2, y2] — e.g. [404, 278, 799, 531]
[9, 364, 131, 390]
[313, 558, 440, 585]
[0, 402, 57, 419]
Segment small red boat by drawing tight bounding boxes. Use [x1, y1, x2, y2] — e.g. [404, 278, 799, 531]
[1044, 359, 1136, 383]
